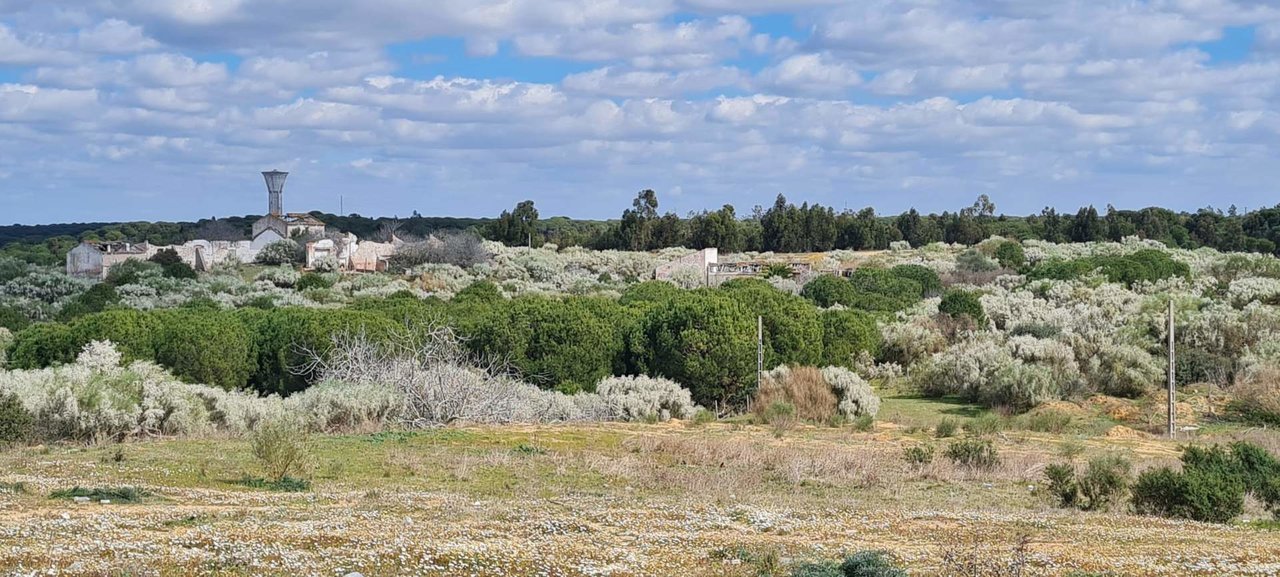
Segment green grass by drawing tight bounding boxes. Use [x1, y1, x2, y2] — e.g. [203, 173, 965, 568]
[878, 394, 991, 430]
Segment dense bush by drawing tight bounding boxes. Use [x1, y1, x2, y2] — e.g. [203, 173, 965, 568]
[888, 264, 942, 298]
[819, 309, 882, 367]
[295, 272, 336, 292]
[464, 296, 615, 392]
[993, 240, 1026, 269]
[629, 291, 756, 408]
[452, 280, 503, 304]
[801, 274, 856, 308]
[149, 249, 196, 279]
[719, 278, 824, 367]
[847, 268, 923, 312]
[103, 259, 160, 286]
[1028, 249, 1189, 286]
[255, 240, 300, 266]
[152, 310, 255, 390]
[0, 305, 28, 332]
[1130, 443, 1280, 523]
[0, 327, 11, 367]
[938, 289, 986, 324]
[0, 391, 33, 445]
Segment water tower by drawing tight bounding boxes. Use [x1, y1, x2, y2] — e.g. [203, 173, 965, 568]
[262, 170, 289, 216]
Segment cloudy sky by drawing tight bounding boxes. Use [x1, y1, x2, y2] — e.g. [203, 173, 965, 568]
[2, 1, 1279, 224]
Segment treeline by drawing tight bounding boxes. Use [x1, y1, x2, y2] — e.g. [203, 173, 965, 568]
[491, 191, 1280, 255]
[6, 277, 898, 408]
[10, 191, 1280, 266]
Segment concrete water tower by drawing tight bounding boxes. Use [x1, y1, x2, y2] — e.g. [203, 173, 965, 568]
[262, 170, 289, 216]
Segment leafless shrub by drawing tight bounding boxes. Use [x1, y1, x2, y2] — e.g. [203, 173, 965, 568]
[296, 326, 585, 427]
[389, 230, 490, 271]
[754, 366, 837, 423]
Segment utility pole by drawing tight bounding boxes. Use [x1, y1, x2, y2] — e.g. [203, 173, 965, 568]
[1167, 299, 1176, 439]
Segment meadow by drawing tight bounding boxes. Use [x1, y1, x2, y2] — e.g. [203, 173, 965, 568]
[4, 235, 1280, 575]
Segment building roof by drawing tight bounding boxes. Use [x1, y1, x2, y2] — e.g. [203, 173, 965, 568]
[81, 241, 149, 254]
[284, 213, 325, 227]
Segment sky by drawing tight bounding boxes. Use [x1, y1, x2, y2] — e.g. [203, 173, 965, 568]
[2, 1, 1280, 224]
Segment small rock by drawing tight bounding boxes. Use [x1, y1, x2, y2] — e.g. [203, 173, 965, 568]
[99, 499, 111, 504]
[72, 497, 90, 503]
[344, 573, 365, 577]
[60, 512, 70, 520]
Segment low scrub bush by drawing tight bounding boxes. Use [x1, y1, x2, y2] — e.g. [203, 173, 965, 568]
[903, 444, 935, 467]
[252, 418, 313, 484]
[1047, 454, 1132, 511]
[1027, 249, 1189, 287]
[760, 401, 798, 437]
[49, 486, 149, 503]
[963, 414, 1005, 436]
[945, 438, 1000, 470]
[935, 418, 959, 438]
[1229, 366, 1280, 426]
[0, 391, 33, 446]
[1045, 463, 1079, 508]
[595, 375, 698, 421]
[239, 475, 312, 492]
[756, 366, 837, 423]
[1019, 409, 1074, 434]
[789, 550, 907, 577]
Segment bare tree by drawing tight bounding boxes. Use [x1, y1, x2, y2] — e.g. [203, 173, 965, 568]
[388, 230, 490, 271]
[293, 326, 576, 427]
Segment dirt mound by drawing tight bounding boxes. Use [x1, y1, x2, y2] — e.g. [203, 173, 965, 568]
[1105, 425, 1148, 440]
[1086, 396, 1139, 422]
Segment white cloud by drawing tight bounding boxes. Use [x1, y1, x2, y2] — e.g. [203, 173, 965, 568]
[756, 53, 862, 96]
[4, 0, 1280, 222]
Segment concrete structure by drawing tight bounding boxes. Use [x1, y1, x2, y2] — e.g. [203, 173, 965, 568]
[251, 213, 327, 250]
[654, 248, 823, 287]
[305, 234, 403, 272]
[66, 241, 152, 279]
[66, 169, 403, 278]
[655, 248, 718, 282]
[66, 240, 258, 279]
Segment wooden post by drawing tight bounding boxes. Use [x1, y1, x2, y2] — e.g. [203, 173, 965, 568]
[1167, 299, 1176, 439]
[756, 316, 764, 395]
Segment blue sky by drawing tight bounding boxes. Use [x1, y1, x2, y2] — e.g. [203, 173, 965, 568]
[2, 1, 1280, 224]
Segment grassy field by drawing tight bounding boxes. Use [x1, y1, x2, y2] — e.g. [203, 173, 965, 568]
[2, 397, 1278, 576]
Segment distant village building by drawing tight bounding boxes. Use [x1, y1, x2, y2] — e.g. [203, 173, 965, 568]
[66, 169, 413, 279]
[250, 212, 327, 250]
[66, 241, 152, 279]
